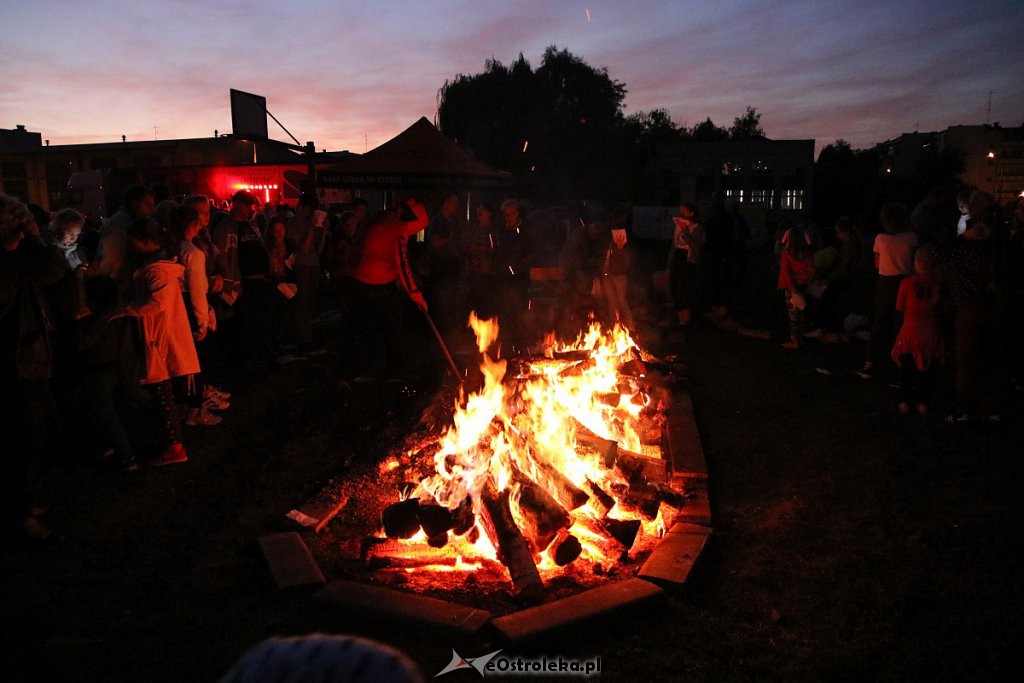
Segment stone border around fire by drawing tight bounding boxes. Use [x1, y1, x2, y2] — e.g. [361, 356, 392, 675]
[280, 387, 712, 644]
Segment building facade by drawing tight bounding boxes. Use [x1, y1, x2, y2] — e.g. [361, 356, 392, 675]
[0, 126, 327, 216]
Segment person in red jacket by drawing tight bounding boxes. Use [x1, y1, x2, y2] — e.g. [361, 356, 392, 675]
[110, 217, 200, 466]
[778, 228, 816, 349]
[341, 199, 428, 382]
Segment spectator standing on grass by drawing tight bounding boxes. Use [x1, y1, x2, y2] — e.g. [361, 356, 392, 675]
[492, 199, 533, 352]
[45, 208, 91, 321]
[109, 217, 199, 465]
[940, 196, 1007, 423]
[778, 225, 816, 349]
[601, 210, 634, 330]
[75, 276, 139, 471]
[891, 246, 944, 415]
[183, 194, 230, 407]
[95, 185, 155, 293]
[171, 205, 222, 427]
[668, 202, 705, 326]
[1, 194, 65, 541]
[427, 192, 462, 335]
[211, 190, 257, 313]
[341, 200, 428, 383]
[858, 203, 917, 379]
[460, 203, 498, 319]
[286, 194, 326, 350]
[265, 215, 296, 283]
[324, 210, 358, 284]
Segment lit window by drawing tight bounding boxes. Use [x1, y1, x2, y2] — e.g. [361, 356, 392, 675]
[724, 189, 744, 203]
[751, 189, 773, 206]
[781, 189, 804, 210]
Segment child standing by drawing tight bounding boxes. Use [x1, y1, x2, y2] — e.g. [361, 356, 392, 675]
[859, 203, 917, 378]
[778, 229, 816, 349]
[601, 210, 634, 330]
[669, 202, 705, 326]
[111, 217, 199, 465]
[891, 246, 943, 414]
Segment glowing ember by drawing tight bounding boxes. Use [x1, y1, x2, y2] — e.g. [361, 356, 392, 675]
[374, 314, 679, 594]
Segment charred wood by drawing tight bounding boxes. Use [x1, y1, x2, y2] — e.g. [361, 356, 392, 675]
[381, 499, 420, 539]
[551, 529, 583, 566]
[479, 478, 544, 600]
[585, 478, 616, 518]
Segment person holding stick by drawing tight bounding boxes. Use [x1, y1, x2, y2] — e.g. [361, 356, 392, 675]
[340, 199, 428, 384]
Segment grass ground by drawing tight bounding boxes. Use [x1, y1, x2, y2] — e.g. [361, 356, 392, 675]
[2, 257, 1021, 682]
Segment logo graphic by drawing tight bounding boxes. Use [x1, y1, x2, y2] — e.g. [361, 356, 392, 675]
[435, 649, 503, 677]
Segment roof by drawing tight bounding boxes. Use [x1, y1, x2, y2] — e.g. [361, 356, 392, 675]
[318, 117, 511, 189]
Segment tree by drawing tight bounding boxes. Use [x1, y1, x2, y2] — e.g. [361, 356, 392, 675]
[438, 46, 629, 201]
[688, 117, 729, 142]
[729, 106, 765, 139]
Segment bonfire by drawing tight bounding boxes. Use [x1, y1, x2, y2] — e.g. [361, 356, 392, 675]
[364, 315, 683, 600]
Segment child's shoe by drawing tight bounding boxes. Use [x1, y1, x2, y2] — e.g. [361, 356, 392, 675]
[152, 443, 188, 466]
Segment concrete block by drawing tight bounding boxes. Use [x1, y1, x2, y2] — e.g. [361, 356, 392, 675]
[259, 532, 326, 590]
[491, 578, 663, 643]
[638, 525, 709, 586]
[314, 580, 492, 636]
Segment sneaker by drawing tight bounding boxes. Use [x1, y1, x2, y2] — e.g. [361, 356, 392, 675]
[203, 395, 231, 411]
[152, 444, 188, 466]
[119, 456, 140, 472]
[856, 362, 874, 380]
[185, 408, 222, 426]
[803, 328, 824, 339]
[780, 340, 800, 350]
[205, 386, 231, 400]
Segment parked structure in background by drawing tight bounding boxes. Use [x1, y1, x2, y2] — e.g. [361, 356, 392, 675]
[874, 123, 1024, 206]
[0, 125, 352, 218]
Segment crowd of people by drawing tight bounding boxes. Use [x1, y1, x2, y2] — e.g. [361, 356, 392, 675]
[764, 190, 1023, 421]
[4, 179, 1022, 544]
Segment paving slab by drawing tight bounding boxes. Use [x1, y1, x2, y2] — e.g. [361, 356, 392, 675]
[491, 578, 664, 643]
[667, 390, 707, 478]
[637, 524, 710, 586]
[259, 532, 326, 590]
[314, 580, 492, 636]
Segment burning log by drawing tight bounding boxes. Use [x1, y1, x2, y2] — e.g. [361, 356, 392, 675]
[550, 529, 583, 566]
[416, 503, 454, 537]
[451, 496, 476, 536]
[381, 498, 420, 539]
[511, 467, 571, 554]
[363, 538, 455, 569]
[557, 358, 595, 378]
[479, 478, 543, 600]
[602, 518, 641, 550]
[528, 453, 590, 511]
[622, 485, 662, 520]
[574, 516, 629, 561]
[617, 358, 647, 377]
[572, 419, 617, 468]
[585, 478, 616, 518]
[616, 448, 668, 483]
[427, 532, 449, 548]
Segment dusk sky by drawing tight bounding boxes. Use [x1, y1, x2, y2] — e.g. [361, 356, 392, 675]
[2, 0, 1022, 156]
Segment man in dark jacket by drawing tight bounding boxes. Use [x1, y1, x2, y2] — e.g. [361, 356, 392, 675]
[1, 194, 65, 541]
